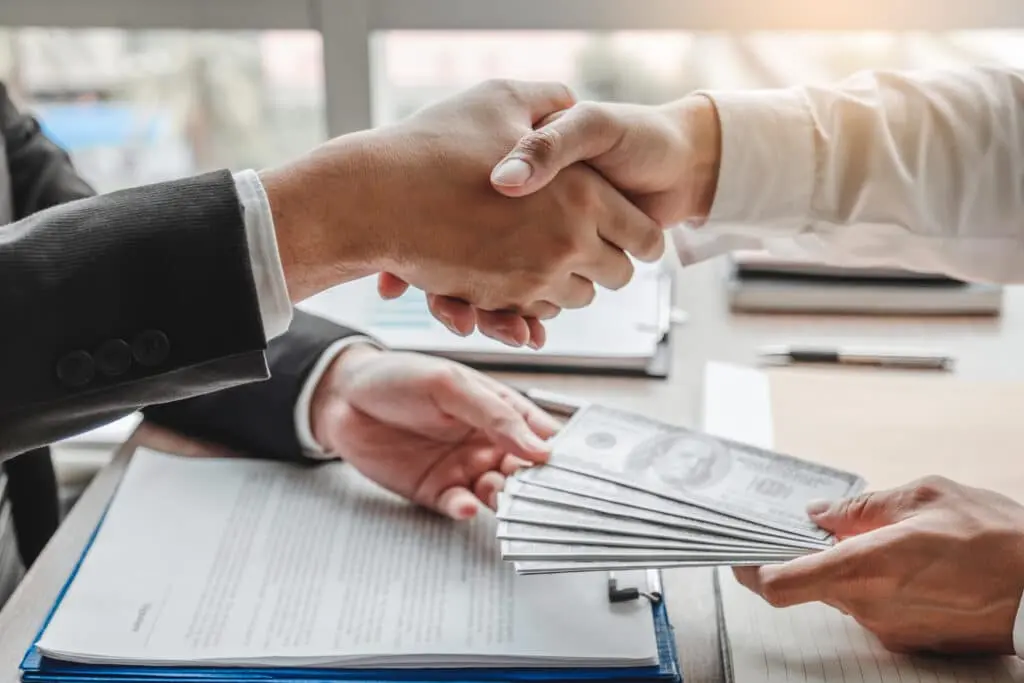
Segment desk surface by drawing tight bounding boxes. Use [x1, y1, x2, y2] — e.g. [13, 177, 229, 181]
[4, 258, 1024, 683]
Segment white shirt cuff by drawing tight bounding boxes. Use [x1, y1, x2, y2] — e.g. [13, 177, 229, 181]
[668, 88, 819, 268]
[294, 335, 386, 459]
[233, 169, 292, 341]
[698, 87, 816, 225]
[1013, 588, 1024, 658]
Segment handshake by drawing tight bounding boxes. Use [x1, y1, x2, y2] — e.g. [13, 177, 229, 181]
[260, 80, 721, 348]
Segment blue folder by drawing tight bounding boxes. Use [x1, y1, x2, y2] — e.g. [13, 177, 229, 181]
[21, 510, 681, 683]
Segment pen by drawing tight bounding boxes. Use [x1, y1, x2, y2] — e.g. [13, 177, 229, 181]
[757, 345, 955, 371]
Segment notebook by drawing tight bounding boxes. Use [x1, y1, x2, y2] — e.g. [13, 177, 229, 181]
[702, 361, 1024, 682]
[725, 251, 1003, 316]
[22, 449, 680, 683]
[298, 260, 673, 376]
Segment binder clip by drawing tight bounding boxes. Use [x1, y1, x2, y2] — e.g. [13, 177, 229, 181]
[607, 571, 662, 605]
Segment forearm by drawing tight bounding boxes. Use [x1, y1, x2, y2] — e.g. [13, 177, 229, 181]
[0, 171, 269, 461]
[687, 66, 1024, 282]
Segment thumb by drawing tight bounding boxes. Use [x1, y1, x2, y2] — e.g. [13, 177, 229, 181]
[806, 489, 906, 539]
[491, 103, 622, 197]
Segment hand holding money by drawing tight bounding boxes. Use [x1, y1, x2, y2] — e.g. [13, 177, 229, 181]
[495, 404, 865, 574]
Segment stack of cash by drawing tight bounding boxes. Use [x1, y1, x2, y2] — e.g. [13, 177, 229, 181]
[496, 404, 866, 575]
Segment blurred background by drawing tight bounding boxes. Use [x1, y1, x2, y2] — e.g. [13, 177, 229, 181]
[0, 25, 1022, 193]
[3, 2, 1024, 506]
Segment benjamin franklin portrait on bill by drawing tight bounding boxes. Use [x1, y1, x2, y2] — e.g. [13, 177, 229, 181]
[624, 430, 733, 492]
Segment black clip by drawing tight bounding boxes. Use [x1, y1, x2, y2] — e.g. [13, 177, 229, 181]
[607, 571, 662, 605]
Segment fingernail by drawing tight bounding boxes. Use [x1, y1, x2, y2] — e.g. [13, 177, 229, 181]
[457, 502, 479, 520]
[806, 499, 832, 517]
[520, 429, 549, 454]
[527, 339, 541, 350]
[491, 158, 533, 187]
[438, 312, 467, 337]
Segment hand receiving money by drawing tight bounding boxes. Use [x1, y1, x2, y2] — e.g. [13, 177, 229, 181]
[494, 404, 865, 575]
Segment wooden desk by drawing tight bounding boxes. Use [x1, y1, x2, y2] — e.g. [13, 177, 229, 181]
[4, 259, 1024, 683]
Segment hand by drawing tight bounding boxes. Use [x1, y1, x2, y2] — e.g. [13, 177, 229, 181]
[733, 476, 1024, 656]
[381, 95, 721, 346]
[308, 343, 561, 519]
[259, 79, 665, 327]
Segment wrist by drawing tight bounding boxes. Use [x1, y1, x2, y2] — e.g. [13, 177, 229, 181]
[309, 342, 383, 450]
[659, 94, 720, 225]
[259, 131, 392, 302]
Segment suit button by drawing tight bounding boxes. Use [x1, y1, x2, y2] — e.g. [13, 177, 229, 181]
[131, 330, 170, 367]
[95, 339, 132, 377]
[56, 350, 95, 388]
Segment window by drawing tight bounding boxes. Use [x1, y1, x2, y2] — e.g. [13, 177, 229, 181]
[0, 28, 325, 193]
[370, 29, 1024, 125]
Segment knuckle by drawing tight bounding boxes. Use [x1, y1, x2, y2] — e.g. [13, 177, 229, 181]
[482, 77, 518, 97]
[574, 101, 612, 132]
[909, 476, 952, 506]
[487, 412, 519, 435]
[517, 127, 562, 164]
[431, 365, 465, 396]
[838, 492, 875, 520]
[758, 579, 789, 609]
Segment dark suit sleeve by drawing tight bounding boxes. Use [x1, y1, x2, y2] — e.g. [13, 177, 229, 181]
[143, 310, 362, 462]
[0, 91, 270, 462]
[1, 84, 94, 219]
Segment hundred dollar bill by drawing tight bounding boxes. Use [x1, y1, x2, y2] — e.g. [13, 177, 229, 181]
[512, 558, 771, 575]
[495, 494, 816, 551]
[513, 467, 825, 546]
[497, 520, 733, 550]
[500, 539, 808, 563]
[504, 478, 825, 550]
[548, 404, 866, 540]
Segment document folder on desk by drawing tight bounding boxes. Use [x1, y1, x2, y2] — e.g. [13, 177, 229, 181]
[298, 260, 674, 377]
[21, 450, 680, 683]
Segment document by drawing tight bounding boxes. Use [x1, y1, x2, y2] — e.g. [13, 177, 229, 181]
[37, 450, 658, 669]
[298, 261, 668, 372]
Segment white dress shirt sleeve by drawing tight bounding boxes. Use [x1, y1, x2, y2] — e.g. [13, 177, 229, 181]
[233, 169, 293, 340]
[673, 65, 1024, 285]
[231, 170, 386, 458]
[293, 335, 386, 459]
[670, 65, 1024, 657]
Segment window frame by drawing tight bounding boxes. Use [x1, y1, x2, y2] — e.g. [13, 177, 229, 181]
[2, 0, 1022, 135]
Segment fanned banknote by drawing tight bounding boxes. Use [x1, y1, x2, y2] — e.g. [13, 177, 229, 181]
[496, 403, 866, 575]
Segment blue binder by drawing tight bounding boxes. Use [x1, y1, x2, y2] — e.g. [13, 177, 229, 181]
[21, 511, 681, 683]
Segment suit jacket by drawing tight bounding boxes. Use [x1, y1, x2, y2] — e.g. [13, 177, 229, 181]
[0, 84, 358, 580]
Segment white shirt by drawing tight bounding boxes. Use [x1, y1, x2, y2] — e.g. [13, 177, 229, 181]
[232, 170, 374, 458]
[671, 65, 1024, 657]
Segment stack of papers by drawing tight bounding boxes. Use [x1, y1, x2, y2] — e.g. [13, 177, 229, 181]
[23, 450, 680, 683]
[496, 404, 866, 575]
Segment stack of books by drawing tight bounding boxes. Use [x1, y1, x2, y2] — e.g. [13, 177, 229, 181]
[726, 251, 1003, 315]
[20, 449, 681, 683]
